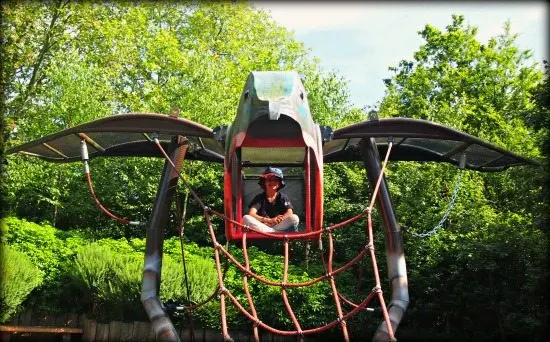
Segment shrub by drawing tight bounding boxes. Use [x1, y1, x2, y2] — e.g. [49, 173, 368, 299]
[71, 241, 219, 322]
[160, 252, 218, 304]
[2, 217, 85, 282]
[0, 244, 44, 322]
[1, 217, 89, 314]
[71, 243, 143, 321]
[2, 217, 345, 331]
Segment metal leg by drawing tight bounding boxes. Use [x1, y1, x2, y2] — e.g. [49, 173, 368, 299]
[360, 138, 409, 342]
[141, 136, 188, 342]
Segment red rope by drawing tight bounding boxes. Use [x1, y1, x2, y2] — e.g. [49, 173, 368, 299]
[241, 233, 260, 341]
[281, 239, 303, 334]
[202, 209, 382, 338]
[326, 232, 350, 341]
[152, 137, 397, 341]
[204, 213, 231, 341]
[209, 207, 368, 240]
[85, 172, 131, 225]
[338, 292, 373, 312]
[367, 210, 394, 339]
[80, 139, 140, 226]
[216, 238, 368, 287]
[222, 285, 378, 336]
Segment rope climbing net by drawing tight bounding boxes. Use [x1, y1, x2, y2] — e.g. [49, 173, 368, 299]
[79, 136, 397, 342]
[152, 138, 397, 342]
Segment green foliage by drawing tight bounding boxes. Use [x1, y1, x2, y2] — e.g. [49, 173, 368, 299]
[378, 14, 548, 340]
[2, 216, 90, 314]
[0, 244, 44, 323]
[403, 212, 548, 340]
[69, 238, 219, 322]
[160, 239, 218, 304]
[3, 158, 76, 226]
[2, 216, 384, 331]
[71, 243, 144, 321]
[2, 3, 548, 340]
[2, 217, 86, 282]
[2, 217, 220, 321]
[528, 62, 549, 241]
[3, 1, 358, 239]
[380, 15, 543, 155]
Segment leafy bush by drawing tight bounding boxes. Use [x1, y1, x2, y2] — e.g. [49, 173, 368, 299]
[2, 216, 390, 333]
[71, 241, 219, 322]
[160, 252, 218, 304]
[1, 217, 89, 314]
[0, 244, 44, 322]
[2, 217, 86, 282]
[71, 243, 145, 321]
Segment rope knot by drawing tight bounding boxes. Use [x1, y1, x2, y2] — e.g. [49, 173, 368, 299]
[203, 206, 212, 214]
[372, 286, 382, 293]
[365, 243, 374, 250]
[337, 317, 347, 326]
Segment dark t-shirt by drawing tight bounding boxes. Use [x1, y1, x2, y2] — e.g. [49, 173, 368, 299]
[249, 192, 294, 218]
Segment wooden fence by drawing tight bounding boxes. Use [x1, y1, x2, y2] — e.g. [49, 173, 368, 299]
[1, 309, 309, 341]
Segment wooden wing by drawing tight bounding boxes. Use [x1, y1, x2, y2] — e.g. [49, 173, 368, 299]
[6, 113, 224, 163]
[323, 118, 538, 172]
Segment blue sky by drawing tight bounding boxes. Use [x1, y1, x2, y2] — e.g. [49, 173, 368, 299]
[253, 2, 548, 109]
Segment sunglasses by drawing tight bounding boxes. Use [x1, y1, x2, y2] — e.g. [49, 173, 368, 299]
[265, 178, 280, 183]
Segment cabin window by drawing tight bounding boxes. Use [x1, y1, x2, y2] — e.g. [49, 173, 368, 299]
[241, 146, 305, 165]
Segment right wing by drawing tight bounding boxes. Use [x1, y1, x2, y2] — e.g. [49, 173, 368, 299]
[323, 118, 539, 172]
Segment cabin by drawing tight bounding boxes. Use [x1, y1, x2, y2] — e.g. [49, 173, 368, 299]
[219, 71, 328, 240]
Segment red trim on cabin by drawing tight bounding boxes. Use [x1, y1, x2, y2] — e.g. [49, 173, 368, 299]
[225, 129, 324, 241]
[232, 132, 247, 149]
[305, 147, 311, 231]
[314, 158, 323, 230]
[224, 168, 233, 239]
[236, 163, 242, 223]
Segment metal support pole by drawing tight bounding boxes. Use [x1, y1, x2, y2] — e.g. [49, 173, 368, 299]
[141, 136, 188, 342]
[360, 138, 409, 342]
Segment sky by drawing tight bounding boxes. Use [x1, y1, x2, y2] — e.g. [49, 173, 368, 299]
[253, 2, 548, 109]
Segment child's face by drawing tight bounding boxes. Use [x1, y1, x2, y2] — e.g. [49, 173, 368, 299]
[265, 177, 280, 191]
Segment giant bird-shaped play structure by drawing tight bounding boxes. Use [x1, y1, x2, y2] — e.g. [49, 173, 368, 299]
[7, 71, 537, 341]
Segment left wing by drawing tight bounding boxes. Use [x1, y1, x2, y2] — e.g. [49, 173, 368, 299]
[323, 118, 538, 172]
[6, 113, 224, 163]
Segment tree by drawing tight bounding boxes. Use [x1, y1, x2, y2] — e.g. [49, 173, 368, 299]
[2, 1, 356, 237]
[378, 14, 547, 340]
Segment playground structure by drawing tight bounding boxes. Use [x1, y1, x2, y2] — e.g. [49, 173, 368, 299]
[6, 71, 538, 341]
